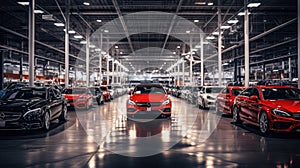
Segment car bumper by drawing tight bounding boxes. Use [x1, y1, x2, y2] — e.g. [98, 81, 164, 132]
[67, 101, 88, 109]
[0, 120, 43, 130]
[270, 116, 300, 133]
[127, 104, 171, 118]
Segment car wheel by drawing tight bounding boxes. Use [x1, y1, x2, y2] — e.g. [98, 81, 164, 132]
[97, 99, 101, 105]
[59, 105, 67, 122]
[232, 106, 241, 124]
[215, 103, 220, 114]
[43, 112, 50, 131]
[259, 112, 270, 135]
[202, 99, 206, 109]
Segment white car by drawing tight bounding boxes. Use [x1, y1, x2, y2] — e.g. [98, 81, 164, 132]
[197, 86, 224, 109]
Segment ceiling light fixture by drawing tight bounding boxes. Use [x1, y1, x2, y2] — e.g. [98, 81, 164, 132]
[54, 23, 65, 27]
[186, 30, 191, 33]
[195, 1, 206, 5]
[17, 2, 29, 6]
[34, 10, 44, 14]
[74, 35, 83, 39]
[221, 25, 231, 29]
[68, 30, 76, 34]
[238, 12, 251, 16]
[89, 45, 95, 48]
[206, 36, 215, 40]
[95, 48, 101, 52]
[247, 3, 261, 8]
[177, 46, 181, 49]
[83, 2, 90, 6]
[207, 2, 214, 6]
[115, 46, 119, 49]
[194, 20, 199, 23]
[104, 30, 109, 33]
[80, 41, 87, 44]
[212, 31, 223, 35]
[227, 19, 239, 24]
[96, 19, 102, 23]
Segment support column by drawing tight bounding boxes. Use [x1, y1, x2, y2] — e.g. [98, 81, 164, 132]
[99, 33, 103, 85]
[28, 0, 35, 86]
[298, 0, 300, 88]
[64, 0, 70, 87]
[182, 59, 185, 86]
[200, 34, 204, 86]
[19, 55, 23, 82]
[289, 57, 292, 81]
[189, 36, 193, 86]
[112, 59, 115, 84]
[107, 58, 110, 85]
[177, 63, 180, 86]
[86, 29, 90, 87]
[218, 0, 222, 86]
[244, 0, 250, 87]
[0, 51, 3, 90]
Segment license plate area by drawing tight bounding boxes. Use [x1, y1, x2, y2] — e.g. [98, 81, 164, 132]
[147, 107, 151, 111]
[0, 121, 6, 127]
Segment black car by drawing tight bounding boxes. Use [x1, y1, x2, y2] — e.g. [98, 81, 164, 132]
[88, 87, 104, 105]
[0, 86, 67, 131]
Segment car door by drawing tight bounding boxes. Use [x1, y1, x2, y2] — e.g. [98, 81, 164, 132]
[216, 88, 227, 111]
[237, 88, 253, 119]
[247, 88, 261, 123]
[49, 88, 62, 118]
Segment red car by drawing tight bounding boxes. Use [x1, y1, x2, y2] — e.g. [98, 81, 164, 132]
[62, 87, 93, 110]
[127, 84, 172, 119]
[232, 85, 300, 134]
[215, 86, 245, 115]
[100, 86, 111, 102]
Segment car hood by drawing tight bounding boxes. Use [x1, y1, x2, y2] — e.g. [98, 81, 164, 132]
[130, 94, 168, 102]
[264, 100, 300, 112]
[63, 94, 84, 100]
[0, 98, 44, 112]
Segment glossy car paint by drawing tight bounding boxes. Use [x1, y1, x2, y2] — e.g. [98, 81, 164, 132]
[233, 85, 300, 133]
[127, 84, 172, 118]
[216, 86, 245, 115]
[62, 87, 93, 110]
[0, 87, 67, 130]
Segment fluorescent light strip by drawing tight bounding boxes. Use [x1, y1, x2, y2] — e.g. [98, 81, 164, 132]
[54, 23, 65, 27]
[17, 2, 29, 6]
[247, 3, 261, 8]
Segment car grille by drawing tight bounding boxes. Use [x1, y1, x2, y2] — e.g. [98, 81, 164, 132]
[0, 112, 22, 121]
[67, 100, 74, 103]
[136, 102, 161, 107]
[293, 113, 300, 120]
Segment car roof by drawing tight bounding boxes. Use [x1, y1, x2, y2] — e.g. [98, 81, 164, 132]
[254, 85, 297, 89]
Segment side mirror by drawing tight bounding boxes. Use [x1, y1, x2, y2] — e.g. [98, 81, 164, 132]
[128, 90, 132, 95]
[249, 95, 258, 101]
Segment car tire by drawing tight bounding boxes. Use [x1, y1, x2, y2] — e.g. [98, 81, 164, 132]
[43, 111, 50, 131]
[259, 111, 270, 135]
[202, 99, 206, 109]
[59, 105, 67, 122]
[232, 106, 241, 124]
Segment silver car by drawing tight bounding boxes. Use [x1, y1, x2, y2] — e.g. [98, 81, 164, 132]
[197, 86, 224, 109]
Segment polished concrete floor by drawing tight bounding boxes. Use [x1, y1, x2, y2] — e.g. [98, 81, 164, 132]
[0, 95, 300, 167]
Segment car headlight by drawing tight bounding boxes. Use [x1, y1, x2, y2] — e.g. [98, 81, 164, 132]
[128, 99, 136, 105]
[162, 99, 170, 105]
[207, 96, 215, 100]
[23, 108, 42, 121]
[272, 109, 291, 117]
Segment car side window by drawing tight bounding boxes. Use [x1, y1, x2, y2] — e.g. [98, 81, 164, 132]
[221, 88, 227, 94]
[240, 88, 252, 97]
[252, 88, 260, 99]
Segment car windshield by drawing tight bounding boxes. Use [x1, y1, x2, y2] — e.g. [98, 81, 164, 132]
[1, 88, 46, 100]
[133, 85, 166, 94]
[232, 89, 244, 96]
[206, 87, 224, 93]
[62, 88, 87, 94]
[262, 88, 300, 100]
